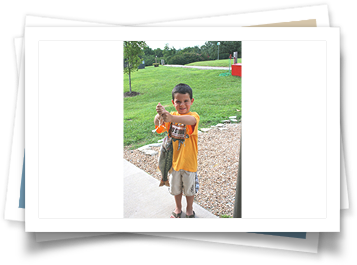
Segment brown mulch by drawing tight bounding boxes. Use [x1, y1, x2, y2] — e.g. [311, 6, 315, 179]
[124, 91, 140, 98]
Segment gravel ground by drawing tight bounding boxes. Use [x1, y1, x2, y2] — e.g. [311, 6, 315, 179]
[124, 122, 241, 217]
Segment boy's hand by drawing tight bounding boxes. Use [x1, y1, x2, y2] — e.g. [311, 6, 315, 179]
[162, 111, 172, 123]
[156, 103, 172, 122]
[156, 103, 166, 115]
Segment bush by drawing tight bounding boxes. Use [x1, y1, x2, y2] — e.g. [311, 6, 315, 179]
[153, 63, 159, 67]
[144, 55, 166, 66]
[169, 52, 208, 65]
[218, 53, 230, 59]
[143, 55, 155, 66]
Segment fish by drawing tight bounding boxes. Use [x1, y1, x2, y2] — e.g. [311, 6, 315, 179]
[157, 135, 173, 187]
[169, 123, 189, 151]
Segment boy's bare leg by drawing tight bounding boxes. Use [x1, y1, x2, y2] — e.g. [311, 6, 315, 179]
[170, 193, 183, 218]
[186, 196, 194, 216]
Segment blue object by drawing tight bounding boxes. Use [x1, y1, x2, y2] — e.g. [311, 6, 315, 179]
[250, 232, 306, 239]
[18, 151, 25, 208]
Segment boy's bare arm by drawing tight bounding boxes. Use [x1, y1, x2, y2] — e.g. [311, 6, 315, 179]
[154, 113, 161, 126]
[155, 103, 165, 126]
[155, 102, 196, 125]
[163, 113, 196, 125]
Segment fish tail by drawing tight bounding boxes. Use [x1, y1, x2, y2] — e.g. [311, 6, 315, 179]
[159, 179, 165, 187]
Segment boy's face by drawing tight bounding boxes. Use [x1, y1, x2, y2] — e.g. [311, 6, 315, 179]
[172, 93, 194, 115]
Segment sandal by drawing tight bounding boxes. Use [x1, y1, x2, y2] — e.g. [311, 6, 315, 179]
[171, 211, 182, 218]
[186, 211, 195, 218]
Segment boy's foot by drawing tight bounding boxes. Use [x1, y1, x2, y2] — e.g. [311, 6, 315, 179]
[185, 208, 194, 217]
[170, 210, 182, 218]
[186, 211, 195, 218]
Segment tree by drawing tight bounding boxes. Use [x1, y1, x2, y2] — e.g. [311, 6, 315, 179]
[162, 44, 178, 64]
[182, 45, 201, 54]
[143, 45, 154, 55]
[220, 41, 241, 58]
[153, 48, 163, 57]
[124, 41, 147, 93]
[200, 41, 217, 59]
[200, 41, 241, 59]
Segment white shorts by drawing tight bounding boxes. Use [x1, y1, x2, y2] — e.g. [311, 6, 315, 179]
[169, 169, 197, 197]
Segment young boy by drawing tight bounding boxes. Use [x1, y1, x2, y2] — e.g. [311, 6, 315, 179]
[154, 83, 200, 218]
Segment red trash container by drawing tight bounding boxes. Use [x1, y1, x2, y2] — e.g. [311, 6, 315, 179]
[232, 63, 242, 77]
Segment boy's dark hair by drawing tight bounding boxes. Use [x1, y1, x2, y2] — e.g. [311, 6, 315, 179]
[172, 83, 193, 100]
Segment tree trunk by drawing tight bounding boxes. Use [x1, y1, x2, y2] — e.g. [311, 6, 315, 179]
[129, 69, 132, 93]
[233, 126, 242, 218]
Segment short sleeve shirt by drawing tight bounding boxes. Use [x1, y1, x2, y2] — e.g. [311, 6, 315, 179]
[155, 111, 200, 172]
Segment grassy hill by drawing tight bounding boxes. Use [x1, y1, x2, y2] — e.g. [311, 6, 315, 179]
[186, 58, 242, 67]
[124, 65, 241, 149]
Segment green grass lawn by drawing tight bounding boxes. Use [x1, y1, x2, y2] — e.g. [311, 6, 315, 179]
[186, 58, 242, 67]
[124, 65, 241, 149]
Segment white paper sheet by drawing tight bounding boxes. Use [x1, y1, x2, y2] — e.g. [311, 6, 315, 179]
[5, 5, 348, 251]
[36, 232, 319, 253]
[5, 38, 25, 221]
[12, 35, 314, 251]
[24, 26, 340, 232]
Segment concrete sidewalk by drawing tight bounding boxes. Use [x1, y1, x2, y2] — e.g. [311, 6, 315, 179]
[124, 159, 217, 218]
[164, 64, 229, 70]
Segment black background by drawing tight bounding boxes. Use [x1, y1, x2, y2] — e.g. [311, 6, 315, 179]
[0, 1, 350, 258]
